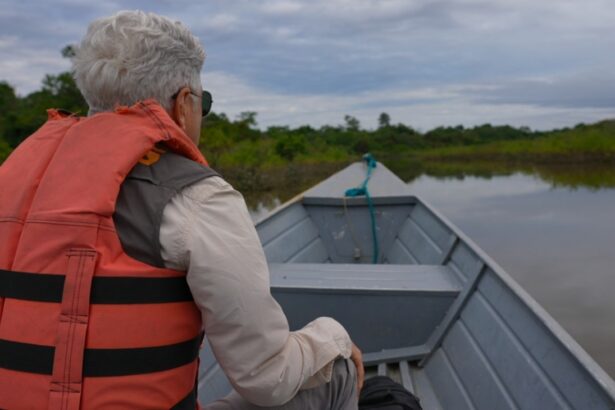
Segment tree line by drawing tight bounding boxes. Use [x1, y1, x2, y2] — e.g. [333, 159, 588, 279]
[1, 53, 609, 167]
[0, 73, 547, 166]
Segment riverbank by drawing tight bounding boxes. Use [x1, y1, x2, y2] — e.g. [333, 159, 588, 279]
[415, 120, 615, 163]
[224, 119, 615, 190]
[205, 117, 615, 203]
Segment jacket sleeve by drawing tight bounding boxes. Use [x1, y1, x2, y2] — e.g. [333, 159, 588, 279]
[159, 176, 353, 406]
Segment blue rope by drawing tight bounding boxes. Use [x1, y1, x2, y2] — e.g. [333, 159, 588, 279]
[344, 153, 379, 263]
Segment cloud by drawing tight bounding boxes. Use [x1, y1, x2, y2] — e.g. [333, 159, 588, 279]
[468, 71, 615, 109]
[206, 13, 240, 32]
[261, 1, 305, 16]
[2, 0, 615, 130]
[204, 70, 615, 131]
[0, 44, 70, 94]
[188, 0, 615, 102]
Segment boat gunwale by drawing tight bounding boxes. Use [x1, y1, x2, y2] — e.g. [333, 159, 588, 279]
[416, 194, 615, 400]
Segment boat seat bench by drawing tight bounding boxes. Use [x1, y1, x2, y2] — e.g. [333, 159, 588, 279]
[269, 263, 461, 294]
[269, 263, 461, 356]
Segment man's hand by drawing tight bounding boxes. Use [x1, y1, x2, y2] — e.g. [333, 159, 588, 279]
[350, 342, 365, 394]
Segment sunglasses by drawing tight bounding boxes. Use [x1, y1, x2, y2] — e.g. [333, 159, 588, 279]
[172, 88, 213, 117]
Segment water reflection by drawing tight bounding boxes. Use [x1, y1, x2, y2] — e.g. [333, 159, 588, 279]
[240, 161, 615, 379]
[387, 159, 615, 191]
[239, 160, 615, 213]
[222, 162, 348, 213]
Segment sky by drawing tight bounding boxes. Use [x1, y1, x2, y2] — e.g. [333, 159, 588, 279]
[1, 0, 614, 131]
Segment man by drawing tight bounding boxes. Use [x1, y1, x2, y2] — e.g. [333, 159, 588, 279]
[0, 10, 363, 410]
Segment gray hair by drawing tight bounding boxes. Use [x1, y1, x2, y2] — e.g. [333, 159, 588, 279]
[73, 10, 205, 114]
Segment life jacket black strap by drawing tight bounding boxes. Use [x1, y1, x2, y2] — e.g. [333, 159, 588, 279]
[0, 269, 193, 304]
[0, 333, 202, 377]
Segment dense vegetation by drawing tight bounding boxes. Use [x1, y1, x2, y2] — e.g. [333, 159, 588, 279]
[2, 61, 614, 198]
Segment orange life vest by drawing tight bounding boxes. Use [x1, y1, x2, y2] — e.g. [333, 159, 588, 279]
[0, 101, 207, 409]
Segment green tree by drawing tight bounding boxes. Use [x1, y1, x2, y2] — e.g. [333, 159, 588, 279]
[275, 134, 307, 161]
[0, 82, 18, 146]
[234, 111, 261, 141]
[237, 111, 258, 128]
[378, 112, 391, 128]
[352, 137, 371, 154]
[0, 138, 11, 162]
[61, 44, 76, 58]
[344, 115, 360, 132]
[41, 72, 87, 114]
[200, 126, 233, 167]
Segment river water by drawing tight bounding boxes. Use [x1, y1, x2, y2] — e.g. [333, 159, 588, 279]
[247, 164, 615, 379]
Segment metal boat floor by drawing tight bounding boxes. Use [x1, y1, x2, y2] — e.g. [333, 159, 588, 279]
[365, 360, 443, 410]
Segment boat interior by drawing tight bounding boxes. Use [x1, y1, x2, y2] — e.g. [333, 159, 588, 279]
[199, 195, 461, 408]
[260, 197, 461, 410]
[198, 163, 615, 409]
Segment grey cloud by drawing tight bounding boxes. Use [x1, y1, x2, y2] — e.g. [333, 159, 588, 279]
[2, 0, 615, 130]
[469, 71, 615, 109]
[191, 0, 615, 99]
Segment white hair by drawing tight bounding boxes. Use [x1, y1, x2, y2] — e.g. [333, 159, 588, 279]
[73, 10, 205, 114]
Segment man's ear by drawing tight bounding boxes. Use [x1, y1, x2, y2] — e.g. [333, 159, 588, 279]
[171, 87, 191, 130]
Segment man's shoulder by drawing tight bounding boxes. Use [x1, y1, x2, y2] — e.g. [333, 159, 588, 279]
[128, 149, 219, 189]
[115, 151, 221, 267]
